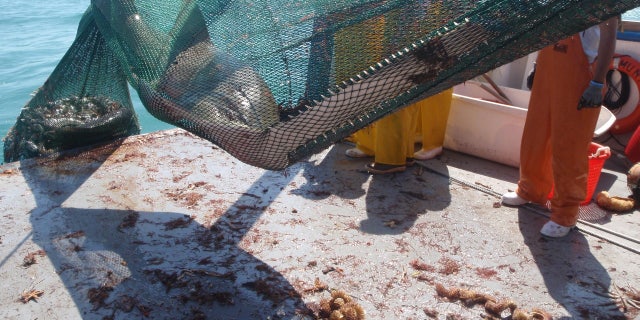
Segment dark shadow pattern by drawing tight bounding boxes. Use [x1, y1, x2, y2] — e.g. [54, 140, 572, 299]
[20, 143, 311, 319]
[517, 208, 627, 319]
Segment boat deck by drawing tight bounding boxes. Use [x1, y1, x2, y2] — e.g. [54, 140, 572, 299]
[1, 129, 639, 320]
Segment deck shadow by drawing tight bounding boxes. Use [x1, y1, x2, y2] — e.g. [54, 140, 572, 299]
[16, 140, 311, 319]
[359, 163, 452, 235]
[517, 208, 627, 319]
[289, 142, 453, 235]
[29, 207, 309, 319]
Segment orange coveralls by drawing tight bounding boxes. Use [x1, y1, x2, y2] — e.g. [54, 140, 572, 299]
[515, 35, 601, 227]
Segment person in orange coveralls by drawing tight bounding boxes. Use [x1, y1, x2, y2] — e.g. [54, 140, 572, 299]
[501, 17, 618, 238]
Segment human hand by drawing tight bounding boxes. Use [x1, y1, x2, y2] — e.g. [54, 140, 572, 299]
[526, 63, 535, 90]
[577, 80, 604, 110]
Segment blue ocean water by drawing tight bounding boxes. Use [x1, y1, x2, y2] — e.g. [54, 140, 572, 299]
[1, 2, 639, 163]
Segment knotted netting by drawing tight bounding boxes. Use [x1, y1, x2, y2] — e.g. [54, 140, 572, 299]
[4, 0, 638, 169]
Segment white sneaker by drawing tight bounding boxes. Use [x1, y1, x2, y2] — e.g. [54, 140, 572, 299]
[414, 146, 443, 160]
[345, 148, 371, 158]
[540, 220, 574, 238]
[501, 192, 529, 206]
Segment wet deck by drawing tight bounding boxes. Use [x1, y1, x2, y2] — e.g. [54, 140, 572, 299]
[1, 129, 639, 320]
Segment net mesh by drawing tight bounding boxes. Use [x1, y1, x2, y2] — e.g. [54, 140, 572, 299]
[4, 0, 638, 169]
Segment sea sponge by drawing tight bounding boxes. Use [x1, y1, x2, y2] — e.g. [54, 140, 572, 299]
[319, 298, 333, 318]
[596, 191, 635, 212]
[329, 310, 344, 320]
[331, 290, 353, 303]
[435, 283, 460, 300]
[317, 290, 364, 320]
[340, 302, 366, 320]
[472, 293, 494, 304]
[627, 162, 640, 202]
[458, 288, 478, 301]
[530, 308, 552, 320]
[332, 297, 346, 310]
[485, 299, 517, 316]
[433, 284, 548, 320]
[511, 308, 530, 320]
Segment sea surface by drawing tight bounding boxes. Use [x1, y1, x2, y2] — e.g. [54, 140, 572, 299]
[1, 1, 639, 164]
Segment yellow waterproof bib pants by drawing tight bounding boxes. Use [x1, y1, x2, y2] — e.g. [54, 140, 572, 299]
[516, 35, 600, 227]
[416, 88, 453, 152]
[351, 90, 452, 165]
[351, 102, 420, 166]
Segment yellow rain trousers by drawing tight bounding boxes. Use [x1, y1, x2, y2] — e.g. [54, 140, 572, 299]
[350, 90, 452, 165]
[416, 88, 453, 152]
[335, 15, 387, 157]
[515, 35, 600, 227]
[340, 13, 453, 166]
[351, 102, 420, 165]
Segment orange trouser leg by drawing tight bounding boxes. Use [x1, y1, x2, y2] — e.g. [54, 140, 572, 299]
[374, 103, 420, 165]
[517, 52, 555, 205]
[548, 94, 599, 227]
[517, 36, 600, 227]
[418, 88, 453, 151]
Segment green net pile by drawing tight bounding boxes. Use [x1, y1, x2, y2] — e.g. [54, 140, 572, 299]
[4, 0, 638, 169]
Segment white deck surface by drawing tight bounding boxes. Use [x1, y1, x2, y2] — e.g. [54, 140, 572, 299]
[0, 129, 639, 320]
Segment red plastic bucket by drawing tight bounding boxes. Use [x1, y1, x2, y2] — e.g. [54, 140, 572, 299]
[547, 142, 611, 205]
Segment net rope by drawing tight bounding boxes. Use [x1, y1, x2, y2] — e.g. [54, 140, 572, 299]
[4, 0, 639, 169]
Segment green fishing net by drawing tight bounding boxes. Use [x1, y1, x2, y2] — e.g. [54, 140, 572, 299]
[4, 0, 638, 169]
